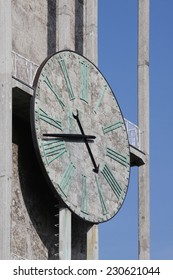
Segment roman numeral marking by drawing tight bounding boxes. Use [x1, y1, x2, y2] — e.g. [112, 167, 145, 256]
[42, 75, 65, 110]
[94, 84, 107, 113]
[101, 164, 122, 199]
[39, 108, 63, 130]
[58, 58, 75, 100]
[95, 175, 108, 215]
[42, 139, 66, 164]
[81, 175, 88, 214]
[80, 60, 89, 103]
[68, 109, 73, 132]
[59, 162, 76, 196]
[102, 121, 123, 134]
[106, 147, 129, 167]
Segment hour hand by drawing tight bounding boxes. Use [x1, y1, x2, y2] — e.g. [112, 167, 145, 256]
[43, 133, 96, 141]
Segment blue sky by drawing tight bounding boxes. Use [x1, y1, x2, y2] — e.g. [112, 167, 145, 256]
[98, 0, 173, 260]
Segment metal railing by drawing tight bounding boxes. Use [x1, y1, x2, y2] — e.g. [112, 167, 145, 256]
[12, 51, 140, 149]
[125, 118, 140, 149]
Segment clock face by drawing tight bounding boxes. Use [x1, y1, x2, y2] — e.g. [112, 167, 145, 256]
[31, 50, 130, 223]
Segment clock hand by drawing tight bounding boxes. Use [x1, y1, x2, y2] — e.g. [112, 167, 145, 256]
[72, 110, 99, 173]
[43, 133, 96, 140]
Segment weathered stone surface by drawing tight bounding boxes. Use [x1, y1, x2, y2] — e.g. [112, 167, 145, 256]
[12, 0, 48, 64]
[0, 0, 12, 260]
[138, 0, 150, 259]
[72, 215, 87, 260]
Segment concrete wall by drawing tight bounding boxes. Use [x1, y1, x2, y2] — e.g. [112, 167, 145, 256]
[11, 0, 84, 84]
[0, 0, 12, 260]
[12, 0, 48, 64]
[11, 0, 85, 65]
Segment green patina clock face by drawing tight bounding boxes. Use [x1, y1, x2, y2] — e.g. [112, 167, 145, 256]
[31, 50, 130, 223]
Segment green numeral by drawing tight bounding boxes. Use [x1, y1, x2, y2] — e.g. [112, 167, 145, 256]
[58, 58, 75, 100]
[68, 109, 73, 133]
[80, 60, 89, 103]
[94, 84, 107, 113]
[102, 121, 123, 134]
[95, 175, 108, 215]
[106, 147, 129, 167]
[81, 175, 88, 214]
[101, 164, 122, 199]
[42, 75, 65, 110]
[59, 162, 76, 196]
[39, 108, 63, 130]
[42, 139, 66, 164]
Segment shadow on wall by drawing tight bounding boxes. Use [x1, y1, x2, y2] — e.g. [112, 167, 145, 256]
[47, 0, 84, 56]
[47, 0, 56, 56]
[12, 117, 60, 259]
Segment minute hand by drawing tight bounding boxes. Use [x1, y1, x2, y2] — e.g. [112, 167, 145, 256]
[73, 110, 99, 173]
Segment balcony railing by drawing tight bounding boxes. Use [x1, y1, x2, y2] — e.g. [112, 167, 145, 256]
[12, 51, 38, 87]
[12, 51, 140, 149]
[125, 119, 140, 149]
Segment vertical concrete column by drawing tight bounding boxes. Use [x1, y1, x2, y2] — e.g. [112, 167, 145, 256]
[87, 224, 98, 260]
[0, 0, 12, 260]
[138, 0, 150, 259]
[84, 0, 98, 64]
[56, 0, 76, 260]
[56, 0, 75, 51]
[59, 208, 71, 260]
[84, 0, 99, 260]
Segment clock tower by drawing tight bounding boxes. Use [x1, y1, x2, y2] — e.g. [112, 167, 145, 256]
[0, 0, 150, 260]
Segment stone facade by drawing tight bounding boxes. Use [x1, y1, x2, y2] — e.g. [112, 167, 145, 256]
[12, 0, 48, 64]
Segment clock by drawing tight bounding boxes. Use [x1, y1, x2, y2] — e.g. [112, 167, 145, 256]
[31, 50, 130, 223]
